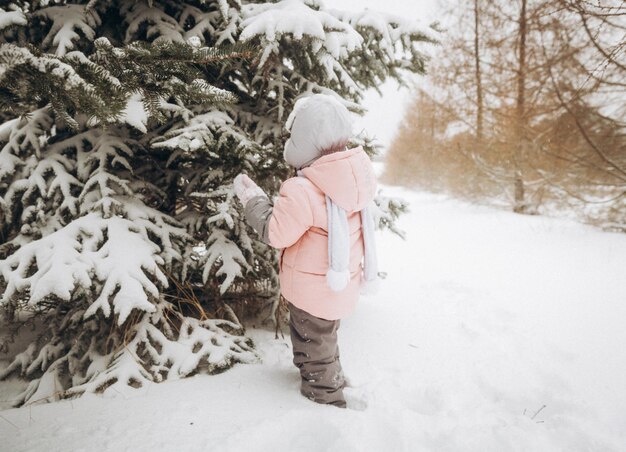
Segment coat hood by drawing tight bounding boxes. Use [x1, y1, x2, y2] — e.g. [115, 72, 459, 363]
[301, 146, 377, 212]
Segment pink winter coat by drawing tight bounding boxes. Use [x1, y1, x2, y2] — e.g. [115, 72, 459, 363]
[267, 146, 377, 320]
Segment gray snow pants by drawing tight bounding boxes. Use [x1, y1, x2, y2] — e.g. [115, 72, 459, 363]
[287, 302, 347, 408]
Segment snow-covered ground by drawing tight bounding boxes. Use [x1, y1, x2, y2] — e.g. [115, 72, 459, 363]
[2, 186, 626, 452]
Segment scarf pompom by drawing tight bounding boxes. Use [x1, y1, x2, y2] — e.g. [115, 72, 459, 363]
[327, 268, 351, 292]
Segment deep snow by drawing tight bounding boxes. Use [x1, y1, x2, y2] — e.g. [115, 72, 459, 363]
[2, 186, 626, 452]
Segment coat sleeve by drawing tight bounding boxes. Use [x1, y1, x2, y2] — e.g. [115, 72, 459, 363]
[243, 195, 273, 245]
[267, 178, 314, 249]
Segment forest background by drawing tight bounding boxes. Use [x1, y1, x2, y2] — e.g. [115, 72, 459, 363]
[384, 0, 626, 229]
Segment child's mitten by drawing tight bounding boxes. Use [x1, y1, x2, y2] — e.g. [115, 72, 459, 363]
[233, 174, 267, 206]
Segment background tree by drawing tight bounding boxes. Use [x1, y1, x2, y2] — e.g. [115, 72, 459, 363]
[0, 0, 437, 405]
[384, 0, 626, 227]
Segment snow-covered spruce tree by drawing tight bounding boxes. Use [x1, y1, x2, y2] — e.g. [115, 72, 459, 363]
[0, 0, 436, 405]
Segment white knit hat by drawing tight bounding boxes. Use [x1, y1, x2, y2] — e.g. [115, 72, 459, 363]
[284, 94, 353, 169]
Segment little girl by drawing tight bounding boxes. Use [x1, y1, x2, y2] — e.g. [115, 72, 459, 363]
[233, 94, 378, 408]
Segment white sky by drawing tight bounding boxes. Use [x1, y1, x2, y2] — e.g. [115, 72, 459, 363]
[331, 0, 443, 151]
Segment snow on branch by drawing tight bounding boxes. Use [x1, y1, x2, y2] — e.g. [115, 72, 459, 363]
[240, 0, 363, 64]
[0, 214, 95, 307]
[82, 215, 165, 323]
[0, 111, 88, 234]
[328, 8, 439, 52]
[13, 146, 82, 220]
[0, 109, 51, 194]
[179, 5, 220, 43]
[121, 196, 188, 268]
[374, 193, 408, 239]
[1, 120, 188, 326]
[75, 130, 134, 182]
[0, 107, 52, 160]
[0, 207, 186, 326]
[4, 45, 94, 92]
[118, 93, 150, 133]
[0, 7, 27, 31]
[153, 110, 253, 156]
[1, 298, 258, 406]
[34, 5, 101, 56]
[202, 228, 250, 295]
[122, 2, 186, 43]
